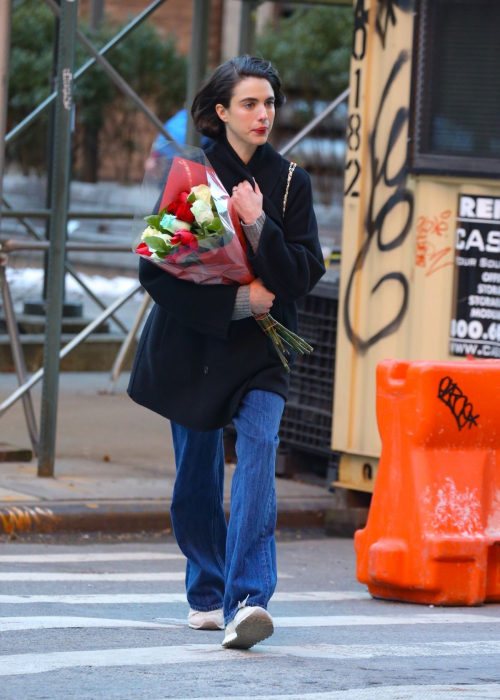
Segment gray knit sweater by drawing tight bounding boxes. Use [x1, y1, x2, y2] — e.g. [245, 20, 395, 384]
[231, 212, 266, 320]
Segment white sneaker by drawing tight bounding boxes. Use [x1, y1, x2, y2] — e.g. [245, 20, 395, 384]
[222, 606, 274, 649]
[188, 608, 224, 630]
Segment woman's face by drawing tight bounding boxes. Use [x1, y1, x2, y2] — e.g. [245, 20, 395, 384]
[216, 77, 275, 147]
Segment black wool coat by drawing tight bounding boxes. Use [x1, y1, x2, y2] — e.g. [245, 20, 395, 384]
[127, 136, 326, 431]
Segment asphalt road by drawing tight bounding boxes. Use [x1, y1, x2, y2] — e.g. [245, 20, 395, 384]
[0, 532, 499, 699]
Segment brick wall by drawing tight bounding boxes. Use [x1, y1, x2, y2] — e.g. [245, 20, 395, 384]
[78, 0, 223, 64]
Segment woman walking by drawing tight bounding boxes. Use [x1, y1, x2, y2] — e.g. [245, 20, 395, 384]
[128, 56, 325, 649]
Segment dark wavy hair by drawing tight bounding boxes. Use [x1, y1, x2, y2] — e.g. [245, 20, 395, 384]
[191, 56, 285, 141]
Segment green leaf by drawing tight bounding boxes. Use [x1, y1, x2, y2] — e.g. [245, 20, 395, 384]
[144, 236, 168, 252]
[187, 193, 196, 204]
[207, 217, 223, 232]
[144, 215, 161, 229]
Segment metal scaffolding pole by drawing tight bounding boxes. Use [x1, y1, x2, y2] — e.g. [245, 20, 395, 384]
[0, 282, 141, 418]
[238, 0, 257, 56]
[38, 0, 79, 478]
[0, 0, 12, 219]
[0, 258, 39, 455]
[90, 0, 104, 28]
[186, 0, 212, 147]
[107, 292, 151, 394]
[279, 88, 350, 157]
[0, 1, 38, 456]
[0, 196, 129, 334]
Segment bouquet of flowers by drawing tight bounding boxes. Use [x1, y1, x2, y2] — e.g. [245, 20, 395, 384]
[133, 146, 312, 371]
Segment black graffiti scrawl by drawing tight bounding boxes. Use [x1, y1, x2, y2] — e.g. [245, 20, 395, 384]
[343, 50, 414, 353]
[438, 377, 480, 431]
[376, 0, 414, 47]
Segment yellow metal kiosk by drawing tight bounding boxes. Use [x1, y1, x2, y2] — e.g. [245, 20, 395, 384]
[333, 0, 500, 493]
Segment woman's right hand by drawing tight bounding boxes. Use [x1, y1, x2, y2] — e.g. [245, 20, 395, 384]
[249, 278, 275, 315]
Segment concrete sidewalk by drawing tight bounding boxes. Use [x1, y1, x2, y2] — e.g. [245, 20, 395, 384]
[0, 372, 336, 535]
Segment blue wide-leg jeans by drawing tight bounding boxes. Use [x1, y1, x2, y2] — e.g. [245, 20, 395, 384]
[170, 389, 285, 626]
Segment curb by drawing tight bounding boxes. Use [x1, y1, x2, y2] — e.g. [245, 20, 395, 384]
[0, 443, 33, 462]
[0, 499, 332, 536]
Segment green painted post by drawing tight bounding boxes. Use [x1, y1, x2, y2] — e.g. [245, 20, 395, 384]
[186, 0, 212, 148]
[38, 0, 79, 478]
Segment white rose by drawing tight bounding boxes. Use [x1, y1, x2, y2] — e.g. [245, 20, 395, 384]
[141, 225, 158, 240]
[190, 184, 212, 205]
[156, 232, 173, 244]
[191, 199, 214, 225]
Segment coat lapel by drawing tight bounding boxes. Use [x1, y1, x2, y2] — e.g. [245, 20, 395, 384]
[207, 136, 285, 202]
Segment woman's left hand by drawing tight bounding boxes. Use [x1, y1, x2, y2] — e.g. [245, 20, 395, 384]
[231, 179, 263, 225]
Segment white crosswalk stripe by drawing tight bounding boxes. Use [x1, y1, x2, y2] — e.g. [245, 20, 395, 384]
[150, 687, 500, 700]
[0, 553, 185, 563]
[0, 572, 187, 581]
[1, 641, 500, 676]
[156, 612, 500, 628]
[0, 617, 179, 632]
[0, 591, 370, 604]
[0, 571, 292, 581]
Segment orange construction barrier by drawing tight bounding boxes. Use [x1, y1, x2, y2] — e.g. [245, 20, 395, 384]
[355, 359, 500, 606]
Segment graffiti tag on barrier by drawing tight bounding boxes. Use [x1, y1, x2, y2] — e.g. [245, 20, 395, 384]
[438, 376, 480, 431]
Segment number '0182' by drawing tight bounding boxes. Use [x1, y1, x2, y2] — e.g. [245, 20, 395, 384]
[345, 66, 362, 197]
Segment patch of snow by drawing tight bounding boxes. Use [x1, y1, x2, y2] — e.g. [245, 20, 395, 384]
[425, 478, 482, 537]
[5, 267, 143, 304]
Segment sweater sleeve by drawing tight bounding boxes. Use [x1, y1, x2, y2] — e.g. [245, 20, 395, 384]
[241, 211, 266, 254]
[230, 214, 266, 320]
[139, 257, 239, 340]
[246, 168, 326, 303]
[231, 284, 252, 320]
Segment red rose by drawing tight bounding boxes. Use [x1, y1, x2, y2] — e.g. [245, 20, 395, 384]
[136, 242, 152, 257]
[180, 230, 197, 245]
[179, 191, 190, 203]
[170, 229, 197, 246]
[175, 202, 195, 224]
[167, 201, 180, 215]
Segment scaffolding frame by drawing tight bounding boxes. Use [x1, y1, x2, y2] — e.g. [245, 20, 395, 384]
[0, 0, 349, 477]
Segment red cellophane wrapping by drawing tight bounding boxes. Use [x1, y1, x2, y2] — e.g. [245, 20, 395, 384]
[136, 155, 255, 286]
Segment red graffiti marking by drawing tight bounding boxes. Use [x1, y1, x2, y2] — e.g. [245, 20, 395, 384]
[415, 210, 454, 276]
[426, 245, 454, 277]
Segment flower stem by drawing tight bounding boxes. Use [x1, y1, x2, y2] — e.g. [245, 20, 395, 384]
[253, 313, 314, 372]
